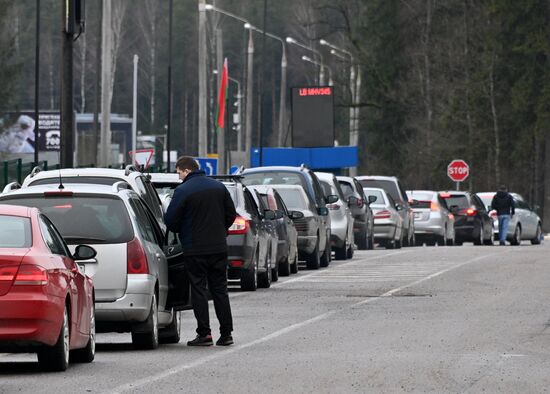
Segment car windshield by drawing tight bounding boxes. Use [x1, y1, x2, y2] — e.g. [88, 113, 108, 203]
[363, 189, 385, 205]
[359, 179, 402, 203]
[0, 196, 133, 244]
[242, 171, 306, 188]
[276, 189, 307, 210]
[0, 215, 32, 248]
[443, 195, 469, 209]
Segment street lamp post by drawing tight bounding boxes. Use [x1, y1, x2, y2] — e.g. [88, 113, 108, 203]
[321, 39, 359, 176]
[245, 23, 287, 147]
[286, 36, 325, 85]
[301, 55, 333, 86]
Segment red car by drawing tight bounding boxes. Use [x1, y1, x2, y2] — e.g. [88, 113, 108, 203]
[0, 204, 97, 371]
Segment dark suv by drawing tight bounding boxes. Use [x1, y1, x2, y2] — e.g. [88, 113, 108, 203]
[337, 176, 375, 250]
[241, 166, 335, 269]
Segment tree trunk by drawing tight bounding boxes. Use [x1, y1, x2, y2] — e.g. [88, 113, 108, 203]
[79, 33, 87, 112]
[543, 135, 550, 232]
[463, 0, 474, 191]
[423, 0, 434, 188]
[489, 55, 500, 186]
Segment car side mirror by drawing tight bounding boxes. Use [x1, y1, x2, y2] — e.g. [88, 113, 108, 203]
[289, 210, 304, 219]
[317, 207, 329, 216]
[368, 195, 377, 204]
[275, 210, 284, 219]
[325, 194, 338, 204]
[395, 203, 404, 211]
[347, 196, 359, 206]
[264, 210, 277, 220]
[73, 245, 97, 261]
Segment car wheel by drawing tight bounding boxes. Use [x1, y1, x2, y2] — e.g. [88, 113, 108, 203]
[132, 293, 159, 350]
[38, 304, 70, 371]
[290, 250, 299, 274]
[271, 261, 279, 282]
[71, 301, 95, 363]
[346, 242, 354, 258]
[279, 251, 291, 277]
[241, 249, 258, 291]
[159, 310, 181, 344]
[320, 241, 331, 267]
[258, 249, 272, 288]
[334, 244, 347, 260]
[531, 224, 542, 245]
[473, 224, 483, 246]
[306, 238, 321, 269]
[357, 226, 368, 250]
[510, 225, 521, 246]
[394, 236, 402, 249]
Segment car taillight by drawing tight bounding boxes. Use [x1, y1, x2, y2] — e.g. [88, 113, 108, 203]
[458, 208, 477, 216]
[127, 238, 149, 274]
[229, 260, 244, 267]
[430, 201, 440, 211]
[375, 210, 391, 219]
[228, 216, 249, 234]
[489, 210, 497, 218]
[0, 266, 18, 283]
[14, 265, 48, 285]
[327, 203, 340, 210]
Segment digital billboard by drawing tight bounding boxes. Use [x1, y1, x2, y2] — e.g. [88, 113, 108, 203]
[0, 111, 60, 154]
[291, 86, 334, 148]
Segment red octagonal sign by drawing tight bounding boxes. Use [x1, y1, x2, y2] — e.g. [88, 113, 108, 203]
[447, 159, 469, 182]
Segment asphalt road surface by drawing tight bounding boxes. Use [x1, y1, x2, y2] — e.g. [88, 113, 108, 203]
[2, 241, 550, 393]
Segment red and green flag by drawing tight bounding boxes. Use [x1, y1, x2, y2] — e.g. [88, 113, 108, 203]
[216, 58, 228, 129]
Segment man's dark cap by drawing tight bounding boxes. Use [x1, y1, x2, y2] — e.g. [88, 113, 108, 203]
[498, 184, 507, 191]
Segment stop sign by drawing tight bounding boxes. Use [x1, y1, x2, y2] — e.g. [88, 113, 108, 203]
[447, 159, 469, 182]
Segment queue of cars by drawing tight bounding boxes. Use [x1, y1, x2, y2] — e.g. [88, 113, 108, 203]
[0, 163, 544, 371]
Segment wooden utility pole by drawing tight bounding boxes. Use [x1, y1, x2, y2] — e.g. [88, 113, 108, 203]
[99, 0, 112, 167]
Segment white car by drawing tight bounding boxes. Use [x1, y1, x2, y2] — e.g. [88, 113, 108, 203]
[0, 183, 185, 349]
[20, 166, 166, 232]
[315, 172, 354, 260]
[363, 187, 404, 249]
[477, 192, 543, 245]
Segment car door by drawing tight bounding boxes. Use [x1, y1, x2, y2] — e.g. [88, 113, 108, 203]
[472, 195, 491, 238]
[39, 215, 88, 338]
[515, 199, 535, 238]
[163, 231, 191, 311]
[128, 197, 169, 311]
[243, 188, 267, 270]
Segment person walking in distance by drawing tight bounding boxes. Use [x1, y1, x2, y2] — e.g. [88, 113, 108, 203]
[165, 156, 237, 346]
[491, 185, 515, 246]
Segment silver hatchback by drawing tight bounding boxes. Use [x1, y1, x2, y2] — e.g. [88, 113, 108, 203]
[407, 190, 455, 246]
[0, 183, 181, 349]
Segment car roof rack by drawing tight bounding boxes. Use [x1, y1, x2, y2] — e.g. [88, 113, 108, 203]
[29, 166, 42, 178]
[209, 175, 244, 181]
[112, 181, 131, 193]
[125, 164, 140, 176]
[2, 182, 21, 194]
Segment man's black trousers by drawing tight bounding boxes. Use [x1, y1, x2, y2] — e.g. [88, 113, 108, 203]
[184, 253, 233, 337]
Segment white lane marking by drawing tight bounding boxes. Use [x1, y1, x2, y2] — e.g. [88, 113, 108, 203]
[228, 250, 412, 298]
[106, 249, 509, 394]
[500, 354, 526, 358]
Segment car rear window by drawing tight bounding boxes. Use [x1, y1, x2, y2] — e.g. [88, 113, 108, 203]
[443, 195, 469, 209]
[224, 185, 239, 207]
[363, 189, 385, 205]
[0, 196, 133, 244]
[242, 171, 306, 188]
[409, 192, 435, 208]
[0, 215, 32, 248]
[276, 189, 307, 210]
[477, 194, 493, 209]
[359, 179, 402, 203]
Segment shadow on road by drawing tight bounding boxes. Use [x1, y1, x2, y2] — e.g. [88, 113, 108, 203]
[95, 342, 136, 352]
[0, 361, 41, 374]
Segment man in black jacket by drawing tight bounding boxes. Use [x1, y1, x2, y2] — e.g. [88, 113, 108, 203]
[165, 156, 237, 346]
[490, 184, 515, 246]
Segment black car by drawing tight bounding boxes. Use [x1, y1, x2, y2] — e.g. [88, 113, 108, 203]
[249, 185, 302, 277]
[241, 166, 335, 269]
[219, 177, 276, 291]
[440, 191, 494, 245]
[337, 175, 375, 250]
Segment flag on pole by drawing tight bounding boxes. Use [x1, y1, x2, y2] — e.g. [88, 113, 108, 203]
[216, 58, 229, 129]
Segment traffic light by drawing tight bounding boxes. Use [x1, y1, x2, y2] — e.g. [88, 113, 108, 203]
[65, 0, 85, 35]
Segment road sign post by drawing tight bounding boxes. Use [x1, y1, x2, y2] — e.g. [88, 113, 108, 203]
[447, 159, 469, 190]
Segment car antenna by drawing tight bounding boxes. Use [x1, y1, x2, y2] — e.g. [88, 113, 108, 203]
[58, 169, 64, 190]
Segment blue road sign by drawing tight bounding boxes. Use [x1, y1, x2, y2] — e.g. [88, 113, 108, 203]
[195, 157, 218, 175]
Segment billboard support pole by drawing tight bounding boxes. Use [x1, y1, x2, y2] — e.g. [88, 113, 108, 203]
[34, 0, 40, 165]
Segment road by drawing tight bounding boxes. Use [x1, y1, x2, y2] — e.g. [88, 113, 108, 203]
[2, 242, 550, 393]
